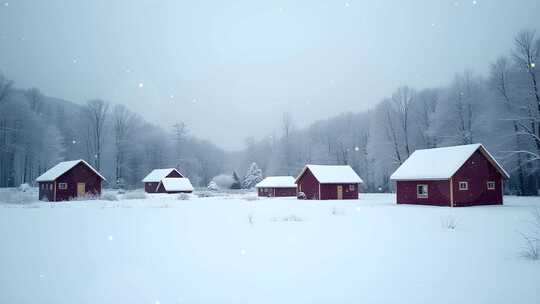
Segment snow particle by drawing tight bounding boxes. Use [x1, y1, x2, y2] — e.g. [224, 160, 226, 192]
[356, 207, 361, 212]
[191, 98, 197, 103]
[472, 0, 477, 5]
[4, 2, 8, 7]
[531, 62, 536, 69]
[354, 146, 360, 151]
[108, 235, 113, 241]
[39, 274, 45, 278]
[72, 58, 78, 64]
[72, 139, 77, 144]
[344, 2, 350, 7]
[138, 82, 144, 88]
[170, 94, 175, 99]
[240, 249, 247, 255]
[453, 1, 459, 6]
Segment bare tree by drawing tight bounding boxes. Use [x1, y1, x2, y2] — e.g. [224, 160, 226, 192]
[0, 73, 13, 105]
[84, 99, 109, 171]
[113, 104, 135, 187]
[281, 112, 295, 174]
[391, 86, 414, 157]
[25, 88, 43, 114]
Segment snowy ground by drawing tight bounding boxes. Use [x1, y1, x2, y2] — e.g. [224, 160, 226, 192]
[0, 189, 539, 304]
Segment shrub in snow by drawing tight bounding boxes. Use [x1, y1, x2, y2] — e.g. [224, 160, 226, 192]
[101, 193, 118, 201]
[519, 208, 540, 260]
[297, 192, 306, 200]
[441, 215, 457, 230]
[177, 193, 190, 200]
[123, 191, 147, 200]
[70, 193, 99, 201]
[241, 162, 263, 189]
[212, 174, 234, 189]
[271, 214, 303, 222]
[244, 195, 258, 202]
[2, 190, 36, 204]
[207, 181, 219, 191]
[18, 183, 31, 192]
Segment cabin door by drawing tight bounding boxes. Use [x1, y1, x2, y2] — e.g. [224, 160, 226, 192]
[77, 183, 86, 197]
[337, 185, 343, 200]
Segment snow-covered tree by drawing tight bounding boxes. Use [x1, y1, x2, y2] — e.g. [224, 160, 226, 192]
[242, 162, 263, 189]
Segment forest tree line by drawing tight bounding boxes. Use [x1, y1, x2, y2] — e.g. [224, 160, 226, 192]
[0, 81, 228, 188]
[239, 29, 540, 195]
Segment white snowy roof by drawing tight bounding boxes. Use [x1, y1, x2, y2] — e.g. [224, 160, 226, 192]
[142, 168, 183, 183]
[36, 159, 106, 182]
[297, 165, 363, 184]
[160, 177, 194, 192]
[390, 143, 510, 181]
[255, 176, 296, 188]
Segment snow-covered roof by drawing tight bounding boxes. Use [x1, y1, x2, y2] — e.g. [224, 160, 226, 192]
[255, 176, 296, 188]
[390, 143, 510, 181]
[160, 177, 194, 192]
[36, 159, 106, 182]
[142, 168, 183, 183]
[297, 165, 364, 184]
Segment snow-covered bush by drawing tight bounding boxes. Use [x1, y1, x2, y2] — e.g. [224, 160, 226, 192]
[101, 193, 118, 201]
[212, 174, 234, 189]
[177, 193, 190, 200]
[244, 195, 258, 202]
[70, 193, 99, 201]
[123, 191, 147, 200]
[441, 215, 457, 230]
[2, 190, 36, 204]
[18, 183, 32, 192]
[207, 181, 219, 191]
[241, 162, 263, 189]
[297, 192, 306, 200]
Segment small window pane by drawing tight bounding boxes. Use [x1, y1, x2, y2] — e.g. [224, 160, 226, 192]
[417, 184, 428, 198]
[459, 182, 468, 190]
[487, 181, 495, 190]
[349, 185, 355, 191]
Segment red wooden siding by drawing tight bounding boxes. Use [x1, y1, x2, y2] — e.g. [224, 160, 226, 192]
[257, 187, 297, 197]
[396, 180, 451, 206]
[296, 167, 360, 200]
[144, 182, 160, 193]
[38, 162, 102, 202]
[451, 150, 503, 206]
[297, 168, 320, 199]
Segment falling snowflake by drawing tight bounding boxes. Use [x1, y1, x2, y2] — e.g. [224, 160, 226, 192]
[73, 59, 77, 64]
[94, 154, 98, 158]
[155, 301, 160, 304]
[192, 98, 197, 103]
[240, 249, 247, 255]
[4, 2, 8, 7]
[472, 0, 477, 4]
[108, 235, 113, 241]
[138, 83, 144, 88]
[344, 2, 350, 7]
[531, 62, 536, 69]
[453, 1, 459, 6]
[356, 207, 361, 212]
[354, 146, 360, 151]
[170, 94, 175, 99]
[72, 139, 77, 144]
[39, 274, 45, 278]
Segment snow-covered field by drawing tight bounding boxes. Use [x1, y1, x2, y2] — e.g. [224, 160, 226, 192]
[0, 189, 539, 304]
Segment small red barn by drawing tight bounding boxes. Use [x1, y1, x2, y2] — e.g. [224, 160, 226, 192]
[36, 159, 106, 202]
[255, 176, 297, 197]
[390, 143, 509, 207]
[295, 165, 363, 200]
[142, 168, 193, 193]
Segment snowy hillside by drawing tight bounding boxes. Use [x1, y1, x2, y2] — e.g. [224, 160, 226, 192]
[0, 191, 538, 304]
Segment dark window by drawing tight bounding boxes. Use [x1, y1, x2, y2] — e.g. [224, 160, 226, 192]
[459, 181, 468, 191]
[417, 184, 428, 198]
[487, 181, 495, 190]
[58, 183, 67, 190]
[349, 185, 355, 191]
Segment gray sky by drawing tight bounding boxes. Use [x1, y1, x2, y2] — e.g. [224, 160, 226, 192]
[1, 0, 539, 150]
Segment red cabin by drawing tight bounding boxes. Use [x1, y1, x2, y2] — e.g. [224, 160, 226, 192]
[295, 165, 363, 200]
[255, 176, 297, 197]
[36, 159, 106, 202]
[142, 168, 193, 193]
[390, 144, 509, 207]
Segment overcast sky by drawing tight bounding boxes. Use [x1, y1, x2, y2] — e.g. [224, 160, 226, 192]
[1, 0, 539, 150]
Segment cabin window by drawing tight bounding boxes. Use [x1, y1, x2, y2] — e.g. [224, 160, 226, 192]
[459, 181, 468, 191]
[49, 184, 53, 190]
[417, 184, 428, 198]
[349, 185, 355, 191]
[58, 183, 67, 190]
[487, 181, 495, 190]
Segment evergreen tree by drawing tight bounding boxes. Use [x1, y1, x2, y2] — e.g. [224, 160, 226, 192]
[230, 171, 242, 189]
[242, 162, 263, 189]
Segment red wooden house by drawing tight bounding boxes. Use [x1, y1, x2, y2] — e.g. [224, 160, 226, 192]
[390, 144, 509, 207]
[295, 165, 363, 200]
[142, 168, 193, 193]
[36, 159, 106, 202]
[255, 176, 297, 197]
